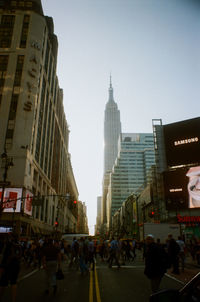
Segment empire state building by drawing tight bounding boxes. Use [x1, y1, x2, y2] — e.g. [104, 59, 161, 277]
[104, 77, 121, 173]
[101, 77, 121, 225]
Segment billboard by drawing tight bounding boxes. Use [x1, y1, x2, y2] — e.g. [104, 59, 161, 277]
[163, 117, 200, 167]
[163, 166, 200, 210]
[0, 188, 33, 214]
[186, 166, 200, 208]
[0, 188, 22, 212]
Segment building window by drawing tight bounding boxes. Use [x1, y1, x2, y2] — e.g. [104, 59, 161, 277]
[44, 41, 49, 75]
[14, 55, 24, 86]
[0, 15, 15, 48]
[35, 78, 46, 163]
[8, 94, 18, 120]
[6, 129, 14, 139]
[20, 15, 30, 48]
[26, 2, 33, 8]
[0, 55, 8, 104]
[5, 138, 12, 150]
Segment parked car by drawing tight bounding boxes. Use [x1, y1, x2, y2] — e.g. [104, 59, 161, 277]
[149, 272, 200, 302]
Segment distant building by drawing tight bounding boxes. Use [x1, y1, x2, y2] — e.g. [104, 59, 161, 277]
[107, 133, 155, 228]
[77, 201, 89, 234]
[95, 196, 101, 235]
[104, 77, 121, 173]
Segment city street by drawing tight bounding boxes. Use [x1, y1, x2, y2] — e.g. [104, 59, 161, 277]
[1, 252, 187, 302]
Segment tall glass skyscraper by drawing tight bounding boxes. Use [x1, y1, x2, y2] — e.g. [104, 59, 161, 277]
[107, 133, 155, 227]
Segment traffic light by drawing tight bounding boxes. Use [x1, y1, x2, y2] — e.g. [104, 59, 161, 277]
[54, 220, 59, 227]
[148, 211, 155, 218]
[72, 200, 77, 209]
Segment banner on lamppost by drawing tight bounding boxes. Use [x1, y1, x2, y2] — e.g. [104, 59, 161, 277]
[133, 200, 137, 223]
[24, 190, 33, 216]
[0, 188, 22, 212]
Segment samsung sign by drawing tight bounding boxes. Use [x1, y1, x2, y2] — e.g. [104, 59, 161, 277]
[163, 117, 200, 167]
[174, 137, 199, 146]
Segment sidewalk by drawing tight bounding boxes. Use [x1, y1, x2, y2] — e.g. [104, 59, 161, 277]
[167, 256, 200, 284]
[135, 249, 200, 285]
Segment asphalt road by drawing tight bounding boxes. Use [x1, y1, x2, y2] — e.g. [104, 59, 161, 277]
[1, 253, 183, 302]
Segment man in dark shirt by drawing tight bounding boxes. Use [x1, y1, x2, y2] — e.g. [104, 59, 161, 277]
[0, 233, 22, 302]
[41, 238, 61, 295]
[167, 234, 180, 274]
[144, 234, 167, 293]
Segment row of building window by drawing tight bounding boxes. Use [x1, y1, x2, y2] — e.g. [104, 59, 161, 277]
[5, 55, 24, 149]
[10, 1, 33, 8]
[0, 55, 8, 104]
[0, 15, 15, 48]
[0, 1, 33, 9]
[0, 14, 30, 48]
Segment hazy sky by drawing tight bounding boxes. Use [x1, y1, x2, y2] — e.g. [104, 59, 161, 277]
[42, 0, 200, 235]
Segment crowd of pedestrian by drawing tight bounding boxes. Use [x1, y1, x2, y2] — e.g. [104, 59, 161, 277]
[143, 233, 200, 293]
[0, 231, 200, 300]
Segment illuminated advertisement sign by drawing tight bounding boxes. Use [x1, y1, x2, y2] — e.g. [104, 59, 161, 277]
[164, 165, 200, 210]
[186, 166, 200, 208]
[177, 214, 200, 223]
[0, 188, 22, 212]
[163, 117, 200, 167]
[163, 169, 188, 210]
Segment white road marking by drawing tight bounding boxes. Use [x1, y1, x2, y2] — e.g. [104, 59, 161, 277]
[19, 268, 39, 282]
[165, 273, 185, 285]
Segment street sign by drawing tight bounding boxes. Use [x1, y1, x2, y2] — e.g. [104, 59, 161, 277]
[0, 181, 11, 186]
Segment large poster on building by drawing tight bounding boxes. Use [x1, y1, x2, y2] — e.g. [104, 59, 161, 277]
[186, 166, 200, 208]
[133, 200, 137, 223]
[163, 169, 188, 210]
[163, 117, 200, 167]
[24, 190, 33, 216]
[163, 166, 200, 210]
[0, 188, 22, 212]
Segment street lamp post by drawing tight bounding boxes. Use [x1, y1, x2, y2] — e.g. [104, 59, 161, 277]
[0, 150, 14, 216]
[12, 200, 16, 232]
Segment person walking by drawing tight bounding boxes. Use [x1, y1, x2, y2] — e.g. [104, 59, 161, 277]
[68, 237, 79, 269]
[167, 234, 180, 274]
[88, 237, 95, 271]
[108, 237, 120, 268]
[78, 237, 89, 275]
[0, 233, 22, 302]
[41, 237, 61, 295]
[176, 236, 185, 272]
[144, 234, 168, 293]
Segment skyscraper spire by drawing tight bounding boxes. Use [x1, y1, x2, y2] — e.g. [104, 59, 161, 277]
[108, 74, 114, 102]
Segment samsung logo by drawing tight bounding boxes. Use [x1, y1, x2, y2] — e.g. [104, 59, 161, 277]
[169, 188, 182, 192]
[174, 137, 199, 146]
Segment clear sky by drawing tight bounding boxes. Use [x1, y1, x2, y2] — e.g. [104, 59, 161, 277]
[41, 0, 200, 235]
